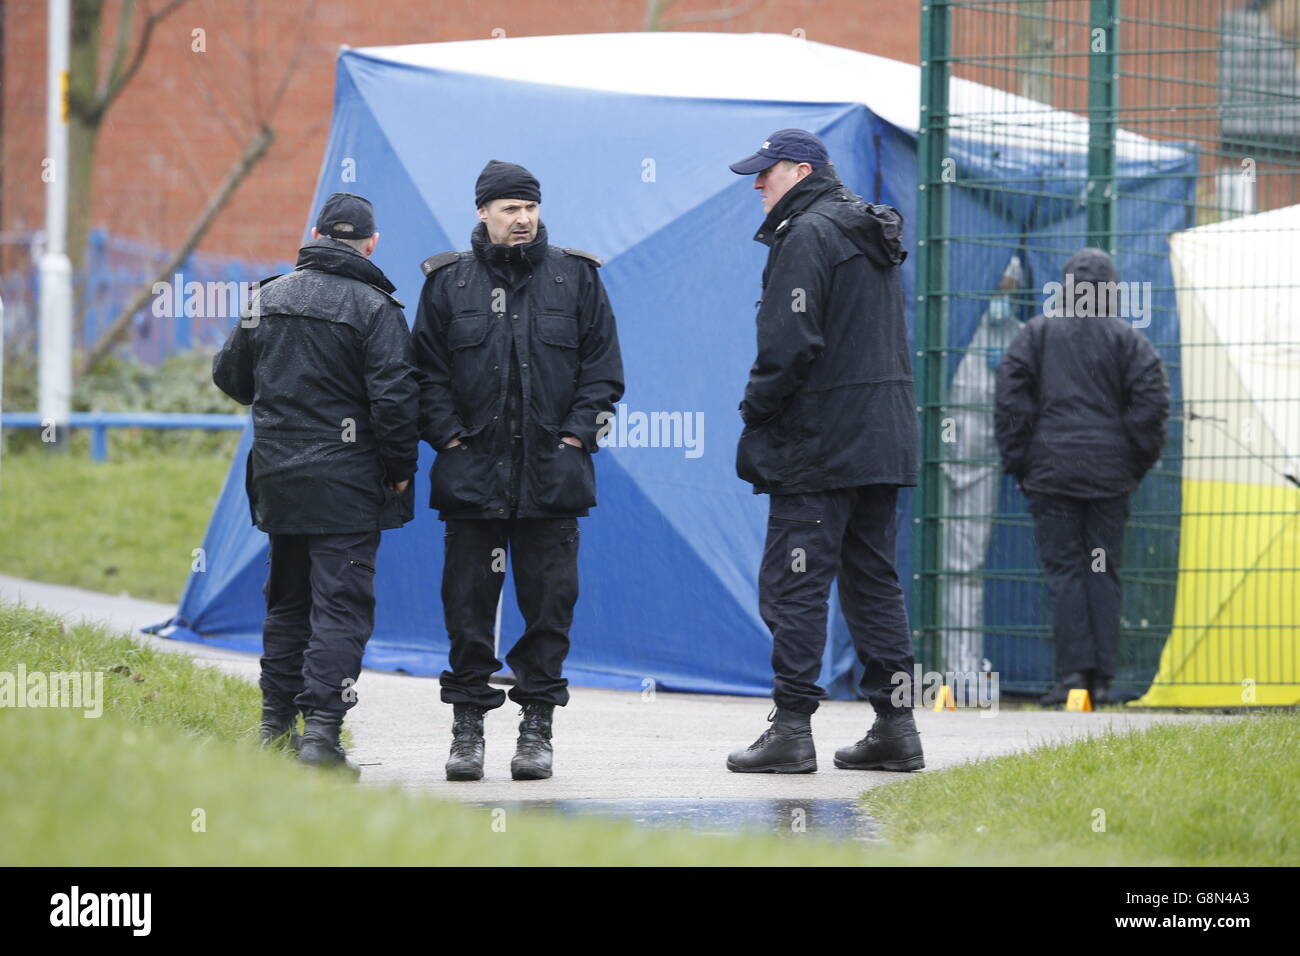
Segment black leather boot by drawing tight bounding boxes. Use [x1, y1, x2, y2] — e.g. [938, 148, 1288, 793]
[1040, 671, 1089, 707]
[298, 709, 360, 779]
[834, 708, 925, 772]
[1090, 673, 1112, 707]
[726, 706, 817, 773]
[258, 702, 301, 752]
[511, 703, 554, 781]
[445, 703, 487, 781]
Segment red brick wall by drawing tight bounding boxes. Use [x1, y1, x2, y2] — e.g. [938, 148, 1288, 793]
[2, 0, 921, 263]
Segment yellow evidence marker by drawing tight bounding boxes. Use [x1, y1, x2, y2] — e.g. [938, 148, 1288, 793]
[1065, 688, 1093, 712]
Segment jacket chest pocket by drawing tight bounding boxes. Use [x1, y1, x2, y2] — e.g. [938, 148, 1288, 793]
[447, 312, 496, 403]
[535, 311, 579, 350]
[448, 312, 490, 350]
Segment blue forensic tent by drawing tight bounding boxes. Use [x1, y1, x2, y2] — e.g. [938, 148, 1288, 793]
[154, 33, 1195, 697]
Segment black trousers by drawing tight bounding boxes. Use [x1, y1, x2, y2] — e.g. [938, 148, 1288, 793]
[260, 531, 381, 714]
[439, 517, 579, 710]
[1025, 491, 1131, 680]
[759, 485, 915, 715]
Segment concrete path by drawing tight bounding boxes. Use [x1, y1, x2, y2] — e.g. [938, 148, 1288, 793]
[1, 574, 1224, 811]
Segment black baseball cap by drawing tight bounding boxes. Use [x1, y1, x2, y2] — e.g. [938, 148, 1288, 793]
[729, 129, 831, 175]
[315, 192, 376, 239]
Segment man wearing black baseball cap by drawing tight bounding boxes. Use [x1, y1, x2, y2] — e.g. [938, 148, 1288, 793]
[725, 130, 926, 775]
[412, 160, 624, 782]
[214, 190, 419, 776]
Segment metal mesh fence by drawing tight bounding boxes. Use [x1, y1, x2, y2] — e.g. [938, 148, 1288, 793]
[0, 229, 292, 373]
[915, 0, 1300, 702]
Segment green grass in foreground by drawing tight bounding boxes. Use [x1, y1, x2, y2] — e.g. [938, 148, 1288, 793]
[0, 452, 229, 602]
[3, 603, 1295, 865]
[0, 603, 871, 865]
[863, 710, 1300, 865]
[0, 602, 259, 742]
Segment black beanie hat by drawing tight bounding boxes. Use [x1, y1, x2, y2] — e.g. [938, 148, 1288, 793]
[475, 160, 541, 209]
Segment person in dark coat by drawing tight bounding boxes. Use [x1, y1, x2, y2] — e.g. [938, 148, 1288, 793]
[412, 160, 624, 782]
[213, 192, 419, 774]
[994, 247, 1170, 706]
[723, 129, 924, 775]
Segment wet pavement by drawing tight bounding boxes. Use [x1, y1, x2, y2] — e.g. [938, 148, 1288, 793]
[463, 797, 884, 842]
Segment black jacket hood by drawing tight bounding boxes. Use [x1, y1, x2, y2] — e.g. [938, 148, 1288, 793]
[817, 199, 907, 268]
[1063, 247, 1120, 285]
[757, 165, 905, 268]
[295, 237, 396, 294]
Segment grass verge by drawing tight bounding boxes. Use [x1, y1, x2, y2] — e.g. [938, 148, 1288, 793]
[0, 453, 229, 602]
[862, 710, 1299, 865]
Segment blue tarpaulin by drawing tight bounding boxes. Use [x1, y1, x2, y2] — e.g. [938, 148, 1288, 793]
[154, 33, 1195, 697]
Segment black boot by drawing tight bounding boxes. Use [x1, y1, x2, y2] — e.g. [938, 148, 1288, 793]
[445, 703, 486, 781]
[298, 709, 360, 779]
[511, 703, 554, 781]
[834, 707, 925, 772]
[1040, 671, 1089, 707]
[726, 706, 817, 774]
[1090, 673, 1112, 707]
[258, 703, 301, 752]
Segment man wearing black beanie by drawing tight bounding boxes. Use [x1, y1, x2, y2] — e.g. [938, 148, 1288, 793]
[412, 160, 624, 782]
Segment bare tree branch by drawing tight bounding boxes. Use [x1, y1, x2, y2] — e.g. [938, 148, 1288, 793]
[660, 0, 763, 29]
[644, 0, 675, 31]
[101, 0, 137, 100]
[264, 0, 318, 120]
[187, 61, 247, 146]
[77, 126, 275, 377]
[93, 0, 192, 120]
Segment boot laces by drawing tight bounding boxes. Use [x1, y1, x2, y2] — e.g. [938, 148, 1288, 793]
[516, 707, 551, 755]
[748, 705, 779, 750]
[450, 736, 480, 758]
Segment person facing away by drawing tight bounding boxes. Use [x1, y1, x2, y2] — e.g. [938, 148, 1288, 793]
[723, 128, 925, 775]
[994, 247, 1170, 706]
[411, 160, 624, 783]
[212, 191, 420, 775]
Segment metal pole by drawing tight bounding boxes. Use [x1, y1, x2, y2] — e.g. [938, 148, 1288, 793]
[1087, 0, 1119, 252]
[39, 0, 74, 446]
[915, 0, 951, 672]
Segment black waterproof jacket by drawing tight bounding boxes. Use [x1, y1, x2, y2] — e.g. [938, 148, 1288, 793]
[994, 248, 1171, 498]
[736, 165, 918, 494]
[411, 221, 624, 519]
[212, 238, 420, 534]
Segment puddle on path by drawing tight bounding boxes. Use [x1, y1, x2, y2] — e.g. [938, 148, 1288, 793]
[465, 797, 884, 842]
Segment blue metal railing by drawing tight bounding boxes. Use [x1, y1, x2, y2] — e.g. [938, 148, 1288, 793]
[1, 411, 247, 461]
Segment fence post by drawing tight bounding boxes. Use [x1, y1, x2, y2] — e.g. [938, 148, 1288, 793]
[1087, 0, 1119, 252]
[915, 1, 952, 671]
[91, 417, 108, 462]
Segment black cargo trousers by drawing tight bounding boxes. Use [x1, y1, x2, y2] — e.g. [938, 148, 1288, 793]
[438, 517, 580, 710]
[760, 485, 915, 714]
[260, 531, 381, 715]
